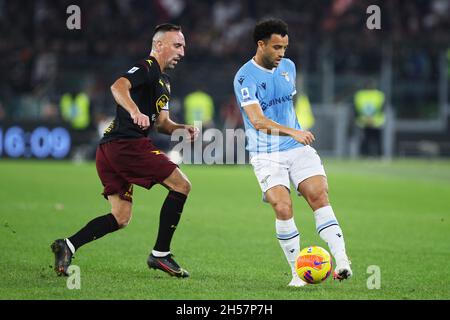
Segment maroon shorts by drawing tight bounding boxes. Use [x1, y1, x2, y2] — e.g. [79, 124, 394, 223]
[95, 138, 178, 202]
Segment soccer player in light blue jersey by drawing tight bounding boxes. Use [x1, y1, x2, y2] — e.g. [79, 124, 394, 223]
[233, 19, 352, 287]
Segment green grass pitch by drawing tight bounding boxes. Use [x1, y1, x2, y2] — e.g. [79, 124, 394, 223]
[1, 159, 449, 300]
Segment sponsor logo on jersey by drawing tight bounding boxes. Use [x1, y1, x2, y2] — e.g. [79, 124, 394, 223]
[260, 94, 294, 110]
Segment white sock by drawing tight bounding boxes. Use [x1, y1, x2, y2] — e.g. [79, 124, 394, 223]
[276, 218, 300, 274]
[65, 238, 76, 255]
[314, 206, 348, 262]
[152, 250, 170, 257]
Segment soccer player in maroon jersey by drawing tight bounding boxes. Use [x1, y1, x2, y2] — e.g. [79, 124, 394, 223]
[51, 24, 198, 278]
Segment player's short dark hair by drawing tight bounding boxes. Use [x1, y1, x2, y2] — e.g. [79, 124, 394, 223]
[154, 23, 182, 34]
[253, 19, 288, 44]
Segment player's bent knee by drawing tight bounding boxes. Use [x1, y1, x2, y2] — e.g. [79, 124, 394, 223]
[306, 189, 329, 210]
[164, 169, 192, 195]
[117, 214, 132, 228]
[111, 205, 132, 229]
[272, 201, 292, 219]
[173, 178, 191, 195]
[114, 213, 132, 229]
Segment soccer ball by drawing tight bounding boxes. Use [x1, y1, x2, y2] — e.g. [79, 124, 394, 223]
[295, 246, 332, 284]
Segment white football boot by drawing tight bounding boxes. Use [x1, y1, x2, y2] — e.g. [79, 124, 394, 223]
[333, 257, 353, 281]
[288, 272, 308, 287]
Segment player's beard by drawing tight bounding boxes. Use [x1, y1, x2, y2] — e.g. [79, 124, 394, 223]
[272, 54, 282, 68]
[262, 52, 280, 69]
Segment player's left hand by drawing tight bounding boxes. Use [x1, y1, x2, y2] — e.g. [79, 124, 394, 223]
[185, 125, 200, 142]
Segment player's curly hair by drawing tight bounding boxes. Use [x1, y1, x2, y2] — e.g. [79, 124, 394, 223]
[253, 18, 288, 44]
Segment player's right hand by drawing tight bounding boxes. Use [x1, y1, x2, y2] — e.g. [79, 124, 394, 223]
[292, 130, 315, 145]
[131, 111, 150, 130]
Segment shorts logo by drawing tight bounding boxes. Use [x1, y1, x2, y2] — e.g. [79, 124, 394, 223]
[124, 185, 133, 199]
[151, 150, 162, 155]
[260, 175, 270, 189]
[156, 94, 169, 113]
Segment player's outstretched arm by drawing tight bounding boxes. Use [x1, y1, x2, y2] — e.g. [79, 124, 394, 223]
[155, 110, 199, 141]
[243, 103, 315, 145]
[110, 77, 150, 130]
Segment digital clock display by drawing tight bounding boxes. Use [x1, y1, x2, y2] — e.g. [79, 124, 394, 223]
[0, 125, 71, 159]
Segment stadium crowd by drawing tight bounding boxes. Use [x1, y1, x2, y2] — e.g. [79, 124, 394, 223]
[0, 0, 448, 125]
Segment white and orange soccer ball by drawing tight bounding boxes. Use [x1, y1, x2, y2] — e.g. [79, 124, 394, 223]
[295, 246, 333, 284]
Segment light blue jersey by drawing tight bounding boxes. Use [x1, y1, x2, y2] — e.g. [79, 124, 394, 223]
[233, 58, 303, 155]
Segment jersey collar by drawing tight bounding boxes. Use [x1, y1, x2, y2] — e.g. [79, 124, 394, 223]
[251, 58, 275, 74]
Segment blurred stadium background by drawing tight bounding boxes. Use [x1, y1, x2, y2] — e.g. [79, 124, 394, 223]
[1, 0, 449, 161]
